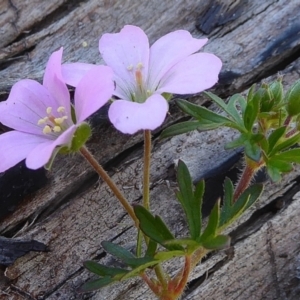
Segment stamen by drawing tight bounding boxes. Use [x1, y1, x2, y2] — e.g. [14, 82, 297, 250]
[136, 62, 143, 69]
[57, 106, 66, 113]
[53, 126, 62, 133]
[43, 126, 52, 134]
[127, 65, 133, 71]
[54, 117, 64, 125]
[37, 119, 46, 125]
[46, 107, 52, 114]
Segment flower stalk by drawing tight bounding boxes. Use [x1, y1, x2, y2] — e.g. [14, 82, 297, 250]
[143, 130, 152, 210]
[79, 146, 138, 227]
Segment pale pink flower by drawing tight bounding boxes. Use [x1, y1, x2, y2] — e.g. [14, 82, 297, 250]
[62, 25, 222, 134]
[0, 48, 114, 172]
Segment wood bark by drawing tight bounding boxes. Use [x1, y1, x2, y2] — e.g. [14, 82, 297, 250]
[0, 0, 300, 299]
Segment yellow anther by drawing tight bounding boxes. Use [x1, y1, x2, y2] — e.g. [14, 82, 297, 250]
[136, 62, 143, 69]
[46, 107, 52, 114]
[37, 119, 46, 125]
[43, 125, 51, 134]
[53, 126, 62, 133]
[57, 106, 65, 113]
[127, 65, 133, 71]
[54, 117, 64, 125]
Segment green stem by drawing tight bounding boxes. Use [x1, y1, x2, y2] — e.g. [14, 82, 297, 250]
[79, 146, 138, 227]
[143, 130, 152, 210]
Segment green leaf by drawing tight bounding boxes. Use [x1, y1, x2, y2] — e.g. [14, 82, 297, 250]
[273, 148, 300, 164]
[270, 132, 300, 156]
[160, 120, 223, 139]
[227, 94, 245, 127]
[200, 199, 220, 242]
[134, 205, 183, 251]
[244, 96, 259, 131]
[267, 159, 293, 173]
[101, 241, 153, 267]
[219, 178, 234, 224]
[79, 277, 114, 292]
[224, 134, 247, 149]
[202, 235, 231, 250]
[267, 156, 293, 182]
[247, 84, 256, 103]
[176, 160, 203, 240]
[154, 250, 186, 261]
[269, 80, 283, 106]
[176, 99, 235, 127]
[267, 126, 286, 153]
[219, 183, 263, 229]
[286, 80, 300, 116]
[204, 91, 228, 112]
[84, 261, 128, 277]
[267, 164, 282, 182]
[164, 238, 200, 249]
[244, 140, 261, 162]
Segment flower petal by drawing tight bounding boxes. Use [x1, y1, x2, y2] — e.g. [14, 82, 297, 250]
[108, 95, 168, 134]
[61, 63, 97, 87]
[0, 131, 48, 172]
[148, 31, 208, 91]
[0, 79, 60, 135]
[43, 48, 71, 115]
[99, 25, 150, 100]
[157, 53, 222, 94]
[26, 125, 77, 169]
[74, 66, 114, 123]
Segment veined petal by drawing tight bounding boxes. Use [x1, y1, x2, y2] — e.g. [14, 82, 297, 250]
[148, 31, 207, 91]
[61, 63, 97, 87]
[75, 66, 114, 123]
[157, 53, 222, 94]
[43, 48, 71, 115]
[99, 25, 150, 100]
[26, 125, 77, 169]
[108, 95, 168, 134]
[0, 79, 60, 135]
[0, 131, 49, 173]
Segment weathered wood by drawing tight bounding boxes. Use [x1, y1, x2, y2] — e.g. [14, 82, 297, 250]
[0, 0, 300, 299]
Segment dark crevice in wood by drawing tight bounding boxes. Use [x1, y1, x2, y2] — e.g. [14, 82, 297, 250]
[0, 45, 35, 72]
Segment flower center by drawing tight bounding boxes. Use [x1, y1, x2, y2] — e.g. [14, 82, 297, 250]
[127, 62, 151, 103]
[37, 106, 69, 135]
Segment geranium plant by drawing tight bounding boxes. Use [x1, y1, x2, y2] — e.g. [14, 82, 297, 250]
[1, 25, 300, 300]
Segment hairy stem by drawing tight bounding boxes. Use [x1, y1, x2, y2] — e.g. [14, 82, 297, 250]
[233, 156, 265, 202]
[80, 146, 138, 227]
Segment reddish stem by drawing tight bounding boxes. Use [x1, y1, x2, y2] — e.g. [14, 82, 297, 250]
[233, 157, 264, 202]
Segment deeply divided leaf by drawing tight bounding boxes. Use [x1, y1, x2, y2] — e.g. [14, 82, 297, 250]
[176, 160, 203, 240]
[134, 205, 183, 251]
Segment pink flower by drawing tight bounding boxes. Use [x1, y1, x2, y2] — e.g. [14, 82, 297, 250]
[62, 25, 222, 134]
[0, 48, 114, 172]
